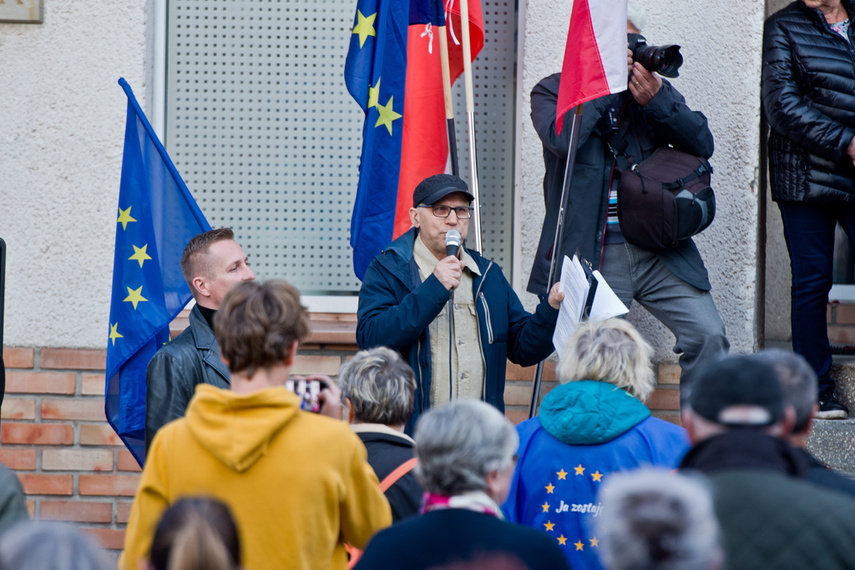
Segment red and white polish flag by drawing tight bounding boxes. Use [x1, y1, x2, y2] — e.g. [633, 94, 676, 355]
[556, 0, 628, 134]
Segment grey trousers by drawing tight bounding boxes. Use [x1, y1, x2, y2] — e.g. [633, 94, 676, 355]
[601, 242, 729, 398]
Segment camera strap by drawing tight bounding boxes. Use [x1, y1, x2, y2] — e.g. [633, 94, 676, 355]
[599, 95, 633, 173]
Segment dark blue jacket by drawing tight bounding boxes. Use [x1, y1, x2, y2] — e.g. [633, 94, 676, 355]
[528, 73, 715, 294]
[357, 228, 558, 429]
[355, 509, 571, 570]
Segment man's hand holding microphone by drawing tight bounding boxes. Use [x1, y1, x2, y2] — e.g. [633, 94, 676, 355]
[433, 230, 464, 291]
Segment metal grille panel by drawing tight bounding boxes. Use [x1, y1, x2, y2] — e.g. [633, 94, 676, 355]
[166, 0, 515, 295]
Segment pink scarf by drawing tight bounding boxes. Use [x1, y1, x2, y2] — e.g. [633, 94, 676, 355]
[421, 490, 504, 520]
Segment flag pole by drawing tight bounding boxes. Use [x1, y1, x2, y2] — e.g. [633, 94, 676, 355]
[460, 0, 482, 252]
[439, 26, 459, 177]
[529, 103, 584, 418]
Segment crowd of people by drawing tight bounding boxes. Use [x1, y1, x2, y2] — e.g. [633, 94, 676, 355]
[1, 0, 855, 568]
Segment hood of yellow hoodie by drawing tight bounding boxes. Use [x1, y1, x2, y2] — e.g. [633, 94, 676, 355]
[185, 384, 301, 473]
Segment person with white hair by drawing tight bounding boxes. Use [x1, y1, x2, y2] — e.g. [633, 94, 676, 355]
[339, 347, 423, 523]
[596, 468, 722, 570]
[0, 521, 111, 570]
[355, 399, 570, 570]
[504, 319, 689, 570]
[527, 4, 728, 394]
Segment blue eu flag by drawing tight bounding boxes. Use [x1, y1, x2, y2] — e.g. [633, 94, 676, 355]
[105, 79, 211, 466]
[344, 0, 410, 280]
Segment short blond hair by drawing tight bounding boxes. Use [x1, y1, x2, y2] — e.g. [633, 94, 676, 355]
[558, 319, 655, 401]
[180, 228, 235, 299]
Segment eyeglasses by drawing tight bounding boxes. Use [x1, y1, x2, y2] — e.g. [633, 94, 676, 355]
[419, 205, 474, 219]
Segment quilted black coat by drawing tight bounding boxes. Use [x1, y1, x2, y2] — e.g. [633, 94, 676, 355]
[762, 0, 855, 202]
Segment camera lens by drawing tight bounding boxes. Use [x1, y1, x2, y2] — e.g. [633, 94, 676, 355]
[628, 34, 683, 79]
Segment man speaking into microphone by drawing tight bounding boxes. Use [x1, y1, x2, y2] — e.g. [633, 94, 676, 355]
[357, 174, 563, 430]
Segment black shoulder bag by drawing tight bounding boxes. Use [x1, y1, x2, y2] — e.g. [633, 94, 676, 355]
[602, 110, 716, 251]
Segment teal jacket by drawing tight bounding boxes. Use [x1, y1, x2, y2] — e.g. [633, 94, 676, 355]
[505, 381, 689, 569]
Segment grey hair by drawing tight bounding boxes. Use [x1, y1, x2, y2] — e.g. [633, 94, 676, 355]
[338, 347, 417, 426]
[749, 349, 817, 434]
[597, 469, 721, 570]
[0, 522, 111, 570]
[558, 319, 655, 401]
[627, 0, 647, 32]
[414, 400, 518, 496]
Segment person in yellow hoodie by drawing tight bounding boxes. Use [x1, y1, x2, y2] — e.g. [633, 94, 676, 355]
[121, 280, 392, 570]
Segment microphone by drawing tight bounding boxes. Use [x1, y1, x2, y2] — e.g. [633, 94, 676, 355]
[445, 230, 461, 258]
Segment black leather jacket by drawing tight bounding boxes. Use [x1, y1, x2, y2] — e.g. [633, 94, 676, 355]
[144, 304, 230, 453]
[762, 0, 855, 203]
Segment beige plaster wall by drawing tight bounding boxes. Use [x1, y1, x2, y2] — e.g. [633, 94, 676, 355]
[517, 0, 767, 362]
[0, 1, 149, 348]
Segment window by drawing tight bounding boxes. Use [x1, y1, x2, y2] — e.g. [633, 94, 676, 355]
[163, 0, 516, 309]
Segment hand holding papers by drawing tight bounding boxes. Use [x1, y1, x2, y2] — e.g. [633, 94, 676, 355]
[553, 255, 629, 356]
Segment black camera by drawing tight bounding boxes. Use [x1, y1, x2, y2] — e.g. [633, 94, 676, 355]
[628, 33, 682, 78]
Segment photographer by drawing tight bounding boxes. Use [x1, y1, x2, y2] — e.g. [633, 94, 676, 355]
[121, 280, 391, 570]
[528, 6, 728, 396]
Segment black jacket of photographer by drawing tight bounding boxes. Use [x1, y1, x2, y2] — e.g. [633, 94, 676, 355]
[762, 0, 855, 203]
[527, 72, 714, 296]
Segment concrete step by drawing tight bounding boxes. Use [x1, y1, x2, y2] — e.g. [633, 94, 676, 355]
[806, 418, 855, 476]
[805, 360, 855, 475]
[830, 359, 855, 413]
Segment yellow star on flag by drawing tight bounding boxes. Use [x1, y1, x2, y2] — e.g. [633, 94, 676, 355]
[541, 501, 550, 513]
[544, 521, 555, 532]
[352, 10, 377, 48]
[574, 540, 584, 551]
[123, 286, 148, 310]
[545, 483, 555, 494]
[375, 96, 402, 135]
[129, 244, 152, 268]
[574, 464, 585, 476]
[117, 207, 137, 231]
[368, 79, 381, 109]
[591, 471, 603, 482]
[557, 535, 567, 546]
[590, 537, 599, 548]
[557, 469, 568, 480]
[109, 322, 123, 346]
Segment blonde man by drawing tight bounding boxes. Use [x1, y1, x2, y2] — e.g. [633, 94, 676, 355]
[145, 228, 255, 452]
[503, 319, 689, 570]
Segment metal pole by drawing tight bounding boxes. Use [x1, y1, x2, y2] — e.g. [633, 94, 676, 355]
[460, 0, 482, 252]
[528, 104, 584, 418]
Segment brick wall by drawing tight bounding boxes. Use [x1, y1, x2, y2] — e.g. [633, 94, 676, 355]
[828, 301, 855, 345]
[0, 313, 682, 563]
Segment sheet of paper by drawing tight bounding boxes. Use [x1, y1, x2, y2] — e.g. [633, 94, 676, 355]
[553, 255, 589, 356]
[589, 270, 629, 321]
